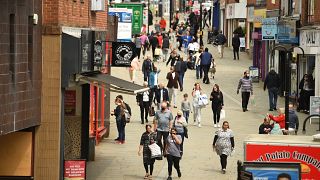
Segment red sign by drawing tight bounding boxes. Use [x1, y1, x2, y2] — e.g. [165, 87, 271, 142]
[64, 160, 86, 180]
[245, 144, 320, 180]
[65, 90, 76, 116]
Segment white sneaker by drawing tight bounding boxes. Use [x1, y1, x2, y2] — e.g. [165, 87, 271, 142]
[218, 124, 221, 128]
[214, 124, 217, 128]
[193, 122, 197, 126]
[198, 123, 201, 128]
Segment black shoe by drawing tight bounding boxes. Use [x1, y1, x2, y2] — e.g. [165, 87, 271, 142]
[245, 108, 248, 111]
[274, 108, 277, 110]
[178, 171, 182, 177]
[114, 138, 120, 141]
[167, 176, 172, 180]
[141, 122, 144, 124]
[180, 88, 183, 92]
[205, 82, 210, 84]
[146, 119, 148, 123]
[243, 108, 246, 112]
[269, 109, 273, 111]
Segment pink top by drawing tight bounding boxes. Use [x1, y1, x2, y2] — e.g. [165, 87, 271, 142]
[130, 58, 140, 70]
[140, 34, 148, 45]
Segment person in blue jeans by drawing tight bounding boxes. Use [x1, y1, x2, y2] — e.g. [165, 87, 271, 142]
[113, 95, 131, 144]
[263, 68, 280, 111]
[181, 93, 191, 123]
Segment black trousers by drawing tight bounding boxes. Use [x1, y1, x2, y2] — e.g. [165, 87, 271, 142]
[144, 159, 155, 175]
[202, 65, 210, 83]
[143, 44, 148, 56]
[212, 108, 221, 124]
[157, 131, 169, 153]
[241, 92, 250, 110]
[152, 46, 156, 58]
[178, 38, 183, 50]
[167, 154, 181, 176]
[140, 102, 150, 123]
[136, 48, 141, 59]
[220, 154, 228, 169]
[233, 47, 239, 60]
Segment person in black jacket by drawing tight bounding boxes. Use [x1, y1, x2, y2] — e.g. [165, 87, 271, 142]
[174, 57, 188, 91]
[155, 83, 170, 109]
[162, 34, 170, 62]
[166, 49, 180, 67]
[142, 57, 153, 82]
[232, 33, 240, 60]
[149, 33, 159, 58]
[258, 117, 273, 134]
[112, 95, 131, 144]
[136, 82, 153, 124]
[264, 68, 281, 111]
[210, 84, 224, 128]
[298, 74, 314, 113]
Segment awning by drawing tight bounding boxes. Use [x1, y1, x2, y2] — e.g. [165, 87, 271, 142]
[76, 72, 149, 95]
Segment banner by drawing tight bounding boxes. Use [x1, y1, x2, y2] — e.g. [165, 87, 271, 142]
[262, 17, 278, 40]
[112, 42, 136, 67]
[108, 8, 132, 40]
[245, 143, 320, 179]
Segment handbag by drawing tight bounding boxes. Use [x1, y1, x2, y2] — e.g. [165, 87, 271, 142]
[198, 94, 209, 107]
[148, 143, 162, 158]
[149, 106, 155, 117]
[173, 117, 189, 138]
[220, 109, 226, 120]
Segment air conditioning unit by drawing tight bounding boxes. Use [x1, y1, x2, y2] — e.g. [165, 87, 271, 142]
[91, 0, 105, 11]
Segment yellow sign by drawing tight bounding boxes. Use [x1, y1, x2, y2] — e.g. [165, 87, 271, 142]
[253, 9, 266, 28]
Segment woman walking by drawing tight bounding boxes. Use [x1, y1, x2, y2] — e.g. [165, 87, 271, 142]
[192, 83, 202, 127]
[166, 127, 182, 180]
[212, 121, 235, 174]
[210, 84, 224, 128]
[138, 124, 157, 179]
[173, 110, 187, 155]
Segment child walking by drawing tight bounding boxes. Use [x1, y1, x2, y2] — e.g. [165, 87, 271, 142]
[181, 93, 191, 123]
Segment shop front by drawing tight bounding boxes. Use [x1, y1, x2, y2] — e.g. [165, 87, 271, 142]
[225, 2, 246, 47]
[296, 29, 320, 97]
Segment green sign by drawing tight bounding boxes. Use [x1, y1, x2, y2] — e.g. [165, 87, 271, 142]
[114, 3, 143, 35]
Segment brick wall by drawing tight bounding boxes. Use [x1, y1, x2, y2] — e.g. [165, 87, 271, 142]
[301, 0, 320, 26]
[43, 0, 107, 30]
[0, 0, 41, 135]
[267, 0, 280, 10]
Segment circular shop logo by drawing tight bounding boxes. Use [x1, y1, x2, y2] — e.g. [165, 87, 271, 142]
[115, 44, 133, 65]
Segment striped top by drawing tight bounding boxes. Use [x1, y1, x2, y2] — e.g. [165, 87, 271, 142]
[237, 77, 253, 93]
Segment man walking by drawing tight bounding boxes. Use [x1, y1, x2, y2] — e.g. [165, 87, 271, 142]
[142, 57, 153, 82]
[155, 83, 170, 109]
[264, 68, 281, 111]
[174, 57, 188, 91]
[200, 47, 213, 84]
[167, 67, 180, 108]
[154, 102, 173, 155]
[232, 32, 240, 60]
[215, 30, 226, 58]
[150, 33, 159, 58]
[237, 70, 253, 112]
[136, 82, 152, 124]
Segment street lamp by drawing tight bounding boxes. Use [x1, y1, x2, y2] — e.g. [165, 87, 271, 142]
[199, 0, 203, 46]
[271, 45, 305, 131]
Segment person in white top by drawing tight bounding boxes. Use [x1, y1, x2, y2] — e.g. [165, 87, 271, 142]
[187, 41, 195, 56]
[193, 49, 203, 79]
[192, 82, 203, 127]
[129, 57, 140, 83]
[136, 82, 152, 124]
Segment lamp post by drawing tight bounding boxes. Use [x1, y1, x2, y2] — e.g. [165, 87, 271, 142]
[147, 0, 150, 34]
[199, 0, 203, 46]
[169, 0, 173, 28]
[271, 45, 304, 131]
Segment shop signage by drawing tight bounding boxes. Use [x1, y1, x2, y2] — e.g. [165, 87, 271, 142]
[277, 19, 298, 44]
[64, 160, 86, 180]
[112, 42, 136, 67]
[64, 90, 76, 116]
[220, 0, 225, 9]
[300, 30, 320, 47]
[108, 8, 132, 40]
[245, 143, 320, 179]
[253, 9, 266, 28]
[247, 7, 254, 22]
[262, 17, 278, 40]
[114, 4, 143, 35]
[226, 3, 235, 19]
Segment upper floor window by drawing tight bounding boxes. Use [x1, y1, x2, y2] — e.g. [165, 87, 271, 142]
[256, 0, 266, 7]
[308, 0, 315, 23]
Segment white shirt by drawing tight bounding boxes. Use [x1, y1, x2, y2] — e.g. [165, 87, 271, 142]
[143, 91, 149, 102]
[193, 42, 200, 51]
[160, 89, 163, 102]
[188, 43, 195, 51]
[172, 72, 176, 79]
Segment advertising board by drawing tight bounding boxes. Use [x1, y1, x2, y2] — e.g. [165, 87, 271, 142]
[108, 8, 132, 40]
[245, 143, 320, 180]
[64, 160, 86, 180]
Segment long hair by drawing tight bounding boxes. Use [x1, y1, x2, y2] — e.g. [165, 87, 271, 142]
[212, 84, 220, 93]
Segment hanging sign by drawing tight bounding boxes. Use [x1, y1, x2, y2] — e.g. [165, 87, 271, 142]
[112, 42, 137, 67]
[262, 17, 278, 40]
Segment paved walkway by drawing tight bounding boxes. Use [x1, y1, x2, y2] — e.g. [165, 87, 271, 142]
[87, 20, 318, 180]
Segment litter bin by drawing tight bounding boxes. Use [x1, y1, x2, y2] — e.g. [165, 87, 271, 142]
[88, 136, 95, 161]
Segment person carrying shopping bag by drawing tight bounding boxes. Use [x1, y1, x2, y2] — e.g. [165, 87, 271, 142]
[210, 84, 224, 128]
[212, 121, 235, 174]
[192, 83, 203, 127]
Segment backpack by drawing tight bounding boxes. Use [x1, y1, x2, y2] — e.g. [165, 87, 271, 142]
[122, 103, 131, 123]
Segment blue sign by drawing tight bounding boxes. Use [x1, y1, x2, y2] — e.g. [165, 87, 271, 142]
[262, 17, 278, 40]
[108, 8, 132, 40]
[245, 168, 300, 180]
[277, 20, 299, 44]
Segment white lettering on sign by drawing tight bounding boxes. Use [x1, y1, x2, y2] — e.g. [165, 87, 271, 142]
[301, 30, 320, 47]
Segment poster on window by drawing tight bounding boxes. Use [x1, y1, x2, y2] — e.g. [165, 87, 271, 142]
[65, 90, 76, 116]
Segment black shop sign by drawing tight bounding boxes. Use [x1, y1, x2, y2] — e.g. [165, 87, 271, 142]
[112, 42, 136, 67]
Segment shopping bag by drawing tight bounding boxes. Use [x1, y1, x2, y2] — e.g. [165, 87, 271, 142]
[220, 109, 226, 120]
[149, 106, 155, 117]
[148, 143, 162, 158]
[250, 95, 256, 106]
[198, 94, 209, 107]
